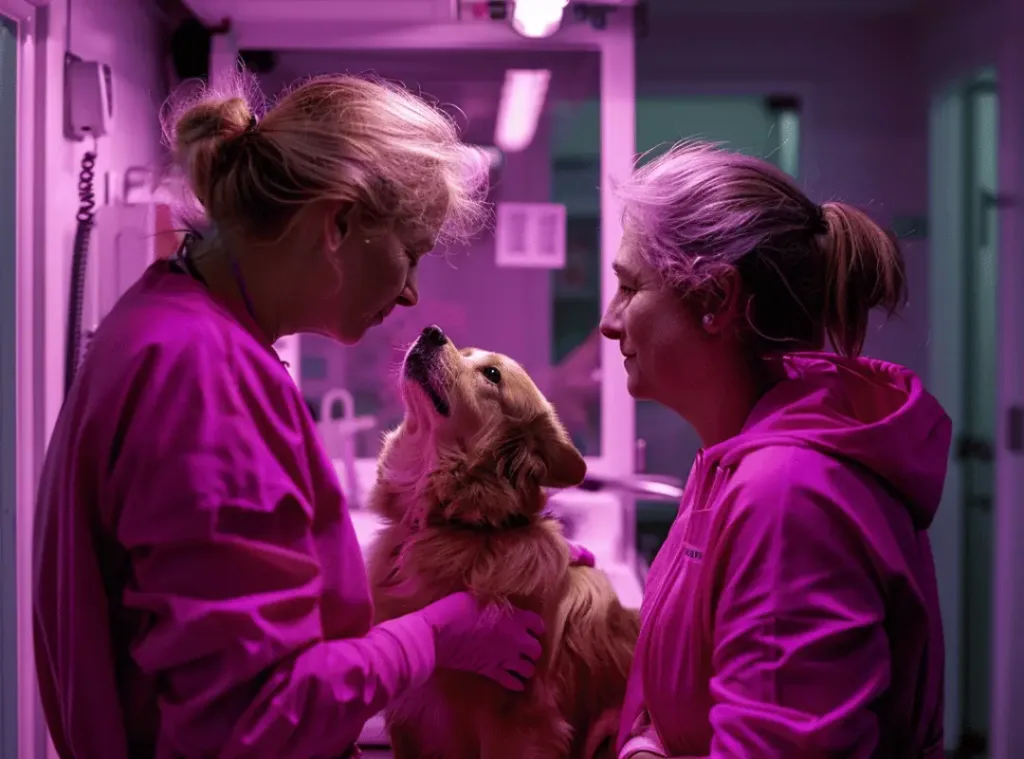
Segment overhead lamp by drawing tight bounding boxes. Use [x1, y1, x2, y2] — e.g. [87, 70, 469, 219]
[511, 0, 569, 39]
[494, 69, 551, 153]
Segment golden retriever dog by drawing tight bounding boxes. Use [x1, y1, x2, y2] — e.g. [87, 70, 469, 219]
[365, 325, 639, 759]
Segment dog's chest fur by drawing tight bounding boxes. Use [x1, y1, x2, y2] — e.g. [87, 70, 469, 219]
[369, 509, 570, 621]
[366, 488, 573, 750]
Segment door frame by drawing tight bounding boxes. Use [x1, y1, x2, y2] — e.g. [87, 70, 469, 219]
[0, 1, 45, 758]
[927, 76, 969, 753]
[959, 73, 997, 750]
[240, 15, 638, 484]
[928, 68, 1005, 756]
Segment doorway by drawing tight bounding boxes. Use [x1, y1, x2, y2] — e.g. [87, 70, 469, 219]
[927, 69, 998, 757]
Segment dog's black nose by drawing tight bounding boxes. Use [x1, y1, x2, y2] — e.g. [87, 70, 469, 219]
[421, 325, 447, 347]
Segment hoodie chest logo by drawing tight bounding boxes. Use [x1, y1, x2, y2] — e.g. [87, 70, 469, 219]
[677, 465, 731, 563]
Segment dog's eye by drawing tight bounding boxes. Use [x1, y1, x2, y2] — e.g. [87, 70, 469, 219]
[481, 366, 502, 385]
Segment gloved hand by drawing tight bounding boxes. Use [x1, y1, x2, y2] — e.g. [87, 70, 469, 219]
[418, 591, 544, 691]
[567, 541, 595, 567]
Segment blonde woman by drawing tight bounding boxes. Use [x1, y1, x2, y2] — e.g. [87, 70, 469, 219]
[33, 75, 592, 759]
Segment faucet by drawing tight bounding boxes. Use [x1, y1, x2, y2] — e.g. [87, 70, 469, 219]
[574, 473, 684, 502]
[317, 387, 377, 509]
[570, 472, 685, 570]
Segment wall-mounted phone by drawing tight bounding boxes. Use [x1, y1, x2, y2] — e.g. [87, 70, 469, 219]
[65, 54, 113, 140]
[63, 54, 113, 398]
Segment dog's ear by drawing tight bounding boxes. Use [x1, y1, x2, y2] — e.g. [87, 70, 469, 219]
[532, 411, 587, 488]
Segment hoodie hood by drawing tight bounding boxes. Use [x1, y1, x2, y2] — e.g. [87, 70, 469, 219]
[707, 353, 952, 529]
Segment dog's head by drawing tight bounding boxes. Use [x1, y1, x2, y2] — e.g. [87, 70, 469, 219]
[376, 324, 587, 528]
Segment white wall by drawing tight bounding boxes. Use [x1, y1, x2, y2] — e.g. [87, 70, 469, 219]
[36, 0, 168, 439]
[19, 1, 168, 756]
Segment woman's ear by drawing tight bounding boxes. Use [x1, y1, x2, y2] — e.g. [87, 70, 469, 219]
[702, 268, 743, 335]
[323, 204, 352, 255]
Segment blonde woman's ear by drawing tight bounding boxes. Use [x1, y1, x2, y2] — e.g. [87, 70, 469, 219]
[323, 207, 349, 253]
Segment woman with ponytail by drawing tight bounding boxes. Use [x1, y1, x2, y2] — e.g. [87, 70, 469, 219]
[601, 142, 948, 759]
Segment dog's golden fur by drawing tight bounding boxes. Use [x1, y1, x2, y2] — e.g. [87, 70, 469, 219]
[366, 334, 639, 759]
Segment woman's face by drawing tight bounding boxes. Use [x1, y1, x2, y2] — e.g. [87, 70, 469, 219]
[303, 208, 436, 345]
[599, 234, 711, 411]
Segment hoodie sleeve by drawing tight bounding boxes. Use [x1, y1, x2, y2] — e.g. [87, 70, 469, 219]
[108, 337, 436, 759]
[706, 448, 890, 759]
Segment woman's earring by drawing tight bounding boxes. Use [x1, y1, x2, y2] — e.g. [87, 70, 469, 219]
[702, 313, 715, 328]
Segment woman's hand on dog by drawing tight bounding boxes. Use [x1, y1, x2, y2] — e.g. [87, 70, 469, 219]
[417, 591, 545, 691]
[567, 541, 596, 567]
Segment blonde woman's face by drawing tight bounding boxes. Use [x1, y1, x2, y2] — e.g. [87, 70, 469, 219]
[306, 208, 432, 344]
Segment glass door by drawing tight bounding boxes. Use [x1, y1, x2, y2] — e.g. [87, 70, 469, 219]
[0, 11, 18, 758]
[270, 25, 638, 505]
[283, 48, 603, 469]
[0, 4, 46, 755]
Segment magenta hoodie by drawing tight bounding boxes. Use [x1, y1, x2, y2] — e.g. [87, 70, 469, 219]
[33, 262, 434, 759]
[617, 354, 950, 759]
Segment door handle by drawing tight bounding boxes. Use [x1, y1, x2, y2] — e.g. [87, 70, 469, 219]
[955, 434, 994, 461]
[978, 189, 1007, 247]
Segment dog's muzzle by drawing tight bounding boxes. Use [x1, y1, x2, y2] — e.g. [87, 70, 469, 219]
[404, 325, 451, 416]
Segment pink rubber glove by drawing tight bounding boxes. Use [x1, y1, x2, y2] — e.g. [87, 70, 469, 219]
[418, 591, 545, 691]
[568, 541, 595, 567]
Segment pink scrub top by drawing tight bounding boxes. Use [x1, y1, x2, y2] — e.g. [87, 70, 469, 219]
[33, 261, 433, 759]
